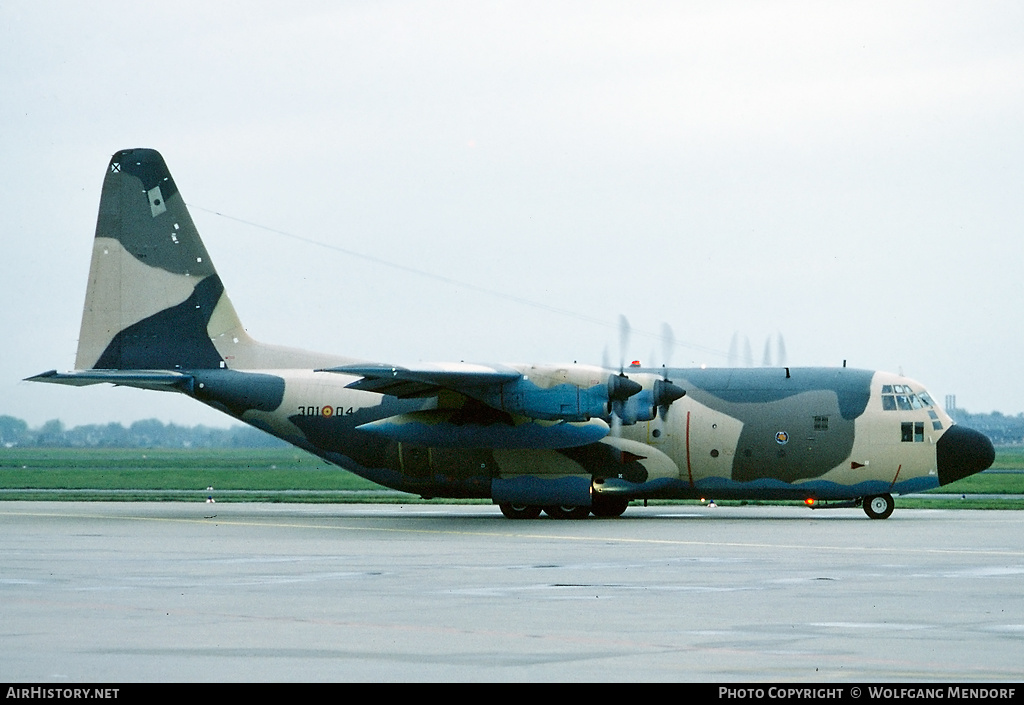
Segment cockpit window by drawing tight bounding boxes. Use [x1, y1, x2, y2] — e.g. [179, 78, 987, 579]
[881, 384, 935, 412]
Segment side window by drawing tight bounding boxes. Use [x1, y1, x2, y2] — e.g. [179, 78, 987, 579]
[901, 421, 925, 442]
[814, 415, 829, 431]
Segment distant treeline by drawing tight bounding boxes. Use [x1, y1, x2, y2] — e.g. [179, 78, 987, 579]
[948, 410, 1024, 446]
[0, 416, 287, 449]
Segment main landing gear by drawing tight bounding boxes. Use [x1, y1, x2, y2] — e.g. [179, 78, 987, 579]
[862, 493, 895, 520]
[497, 496, 630, 520]
[498, 503, 543, 520]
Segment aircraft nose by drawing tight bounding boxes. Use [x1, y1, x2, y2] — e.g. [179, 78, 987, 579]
[936, 425, 995, 485]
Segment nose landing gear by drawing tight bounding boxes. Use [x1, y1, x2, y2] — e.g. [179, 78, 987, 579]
[862, 493, 895, 520]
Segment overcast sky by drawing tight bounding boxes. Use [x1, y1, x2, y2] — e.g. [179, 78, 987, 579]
[3, 1, 1022, 428]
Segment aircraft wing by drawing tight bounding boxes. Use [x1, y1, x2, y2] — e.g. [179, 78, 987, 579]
[321, 362, 613, 448]
[318, 363, 521, 399]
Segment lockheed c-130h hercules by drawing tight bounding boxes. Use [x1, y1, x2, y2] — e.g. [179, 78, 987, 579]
[30, 148, 995, 520]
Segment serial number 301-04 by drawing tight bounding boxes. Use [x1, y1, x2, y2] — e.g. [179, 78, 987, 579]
[297, 406, 356, 417]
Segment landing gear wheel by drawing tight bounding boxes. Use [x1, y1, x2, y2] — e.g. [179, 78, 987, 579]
[498, 503, 541, 520]
[863, 493, 894, 520]
[590, 496, 629, 518]
[543, 505, 590, 520]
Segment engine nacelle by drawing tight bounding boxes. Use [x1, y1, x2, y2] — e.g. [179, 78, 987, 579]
[610, 374, 687, 425]
[470, 364, 633, 421]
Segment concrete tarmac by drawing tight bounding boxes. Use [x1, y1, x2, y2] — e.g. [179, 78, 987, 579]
[1, 501, 1022, 682]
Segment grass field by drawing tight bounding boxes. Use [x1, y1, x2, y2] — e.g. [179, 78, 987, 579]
[0, 448, 395, 502]
[1, 446, 1022, 507]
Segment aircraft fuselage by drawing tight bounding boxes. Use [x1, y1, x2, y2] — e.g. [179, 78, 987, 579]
[182, 362, 981, 508]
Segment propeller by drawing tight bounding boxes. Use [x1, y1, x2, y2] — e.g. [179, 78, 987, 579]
[660, 322, 675, 369]
[600, 317, 686, 463]
[607, 315, 641, 419]
[618, 314, 631, 373]
[608, 371, 642, 404]
[653, 377, 686, 418]
[609, 318, 685, 423]
[601, 315, 638, 461]
[652, 322, 685, 418]
[761, 333, 788, 367]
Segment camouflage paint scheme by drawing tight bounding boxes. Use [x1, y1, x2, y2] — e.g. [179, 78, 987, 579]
[31, 149, 995, 519]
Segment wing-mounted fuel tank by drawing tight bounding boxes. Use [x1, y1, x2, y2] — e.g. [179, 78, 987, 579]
[356, 411, 610, 449]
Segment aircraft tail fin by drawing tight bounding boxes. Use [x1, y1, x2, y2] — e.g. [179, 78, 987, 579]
[74, 148, 250, 371]
[43, 147, 355, 381]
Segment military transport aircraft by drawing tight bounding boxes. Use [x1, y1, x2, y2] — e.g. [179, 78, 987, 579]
[30, 148, 995, 519]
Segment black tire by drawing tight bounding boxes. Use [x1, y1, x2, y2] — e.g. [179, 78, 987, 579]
[863, 493, 894, 520]
[543, 505, 590, 520]
[498, 503, 542, 520]
[591, 496, 629, 518]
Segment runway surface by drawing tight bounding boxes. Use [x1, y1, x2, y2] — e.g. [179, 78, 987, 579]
[1, 501, 1022, 682]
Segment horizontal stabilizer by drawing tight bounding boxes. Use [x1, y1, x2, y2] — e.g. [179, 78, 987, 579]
[27, 369, 193, 393]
